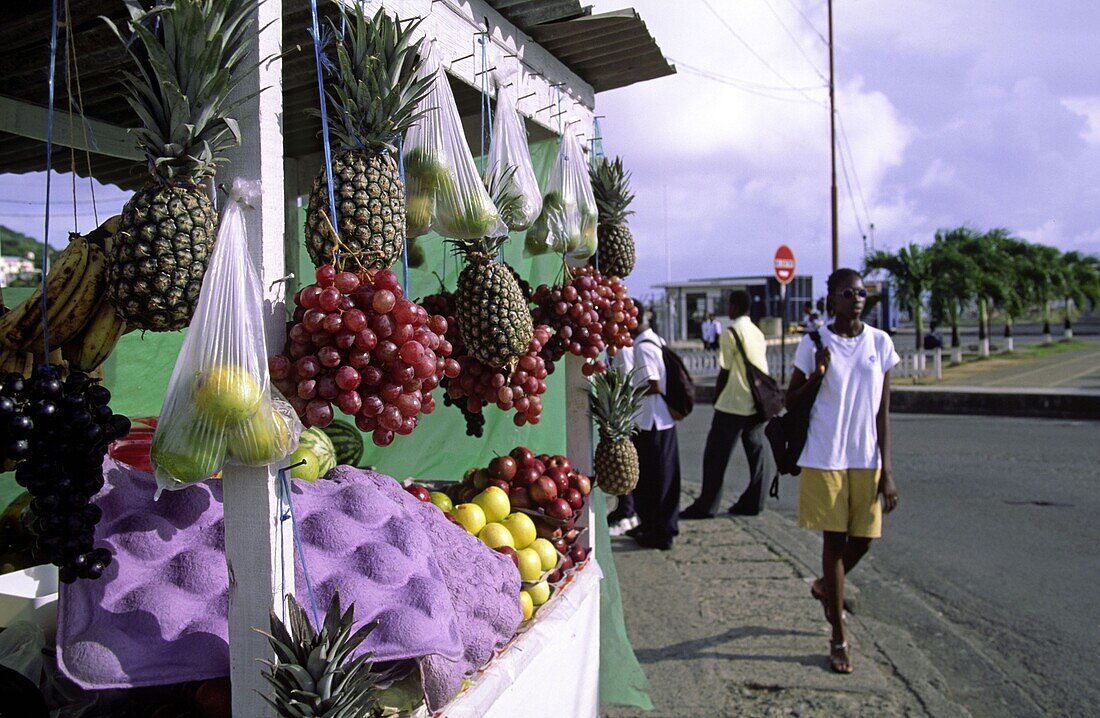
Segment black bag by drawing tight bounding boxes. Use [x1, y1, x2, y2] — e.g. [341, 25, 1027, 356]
[729, 326, 784, 419]
[637, 339, 695, 420]
[765, 330, 825, 492]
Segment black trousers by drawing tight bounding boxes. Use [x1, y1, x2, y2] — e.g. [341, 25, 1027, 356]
[694, 410, 777, 514]
[632, 426, 681, 539]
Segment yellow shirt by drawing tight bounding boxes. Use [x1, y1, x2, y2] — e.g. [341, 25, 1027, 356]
[716, 316, 770, 416]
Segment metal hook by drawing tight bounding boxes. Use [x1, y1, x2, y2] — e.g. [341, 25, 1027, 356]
[566, 119, 580, 125]
[269, 273, 296, 292]
[518, 91, 537, 100]
[537, 103, 555, 112]
[451, 52, 474, 64]
[474, 66, 497, 76]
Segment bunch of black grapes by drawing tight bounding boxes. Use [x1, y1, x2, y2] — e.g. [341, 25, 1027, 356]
[2, 366, 130, 583]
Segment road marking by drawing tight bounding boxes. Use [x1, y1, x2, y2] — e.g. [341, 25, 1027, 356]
[983, 348, 1100, 387]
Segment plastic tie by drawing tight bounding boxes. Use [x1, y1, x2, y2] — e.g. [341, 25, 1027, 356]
[309, 0, 340, 255]
[229, 178, 262, 208]
[278, 467, 322, 629]
[38, 0, 62, 360]
[397, 135, 409, 292]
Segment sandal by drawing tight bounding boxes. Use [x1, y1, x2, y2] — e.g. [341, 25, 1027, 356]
[829, 641, 854, 674]
[810, 580, 848, 623]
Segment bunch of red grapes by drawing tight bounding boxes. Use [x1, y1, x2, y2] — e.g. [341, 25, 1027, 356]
[531, 266, 639, 376]
[422, 291, 551, 431]
[270, 265, 457, 447]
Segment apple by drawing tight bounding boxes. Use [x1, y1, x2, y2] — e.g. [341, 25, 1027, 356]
[563, 518, 576, 531]
[445, 512, 463, 527]
[529, 477, 557, 504]
[457, 485, 479, 504]
[405, 484, 431, 502]
[478, 522, 516, 549]
[560, 555, 574, 571]
[488, 455, 517, 481]
[519, 589, 534, 620]
[508, 486, 533, 510]
[546, 466, 569, 493]
[546, 455, 571, 472]
[530, 459, 546, 477]
[530, 538, 559, 571]
[514, 467, 539, 488]
[526, 580, 551, 605]
[571, 473, 592, 496]
[564, 528, 579, 542]
[516, 547, 543, 581]
[510, 446, 534, 467]
[495, 545, 519, 567]
[563, 487, 583, 511]
[547, 568, 562, 583]
[536, 454, 550, 464]
[192, 364, 263, 426]
[535, 520, 562, 540]
[452, 503, 487, 535]
[500, 512, 537, 549]
[544, 497, 572, 520]
[473, 486, 511, 523]
[570, 544, 588, 563]
[473, 468, 490, 490]
[551, 537, 568, 554]
[429, 492, 453, 513]
[488, 479, 511, 492]
[462, 467, 478, 485]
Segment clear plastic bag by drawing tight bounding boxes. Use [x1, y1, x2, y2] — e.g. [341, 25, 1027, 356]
[151, 179, 303, 493]
[525, 127, 598, 259]
[403, 46, 505, 240]
[485, 83, 541, 232]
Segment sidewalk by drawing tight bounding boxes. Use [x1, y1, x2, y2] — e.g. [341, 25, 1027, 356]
[600, 510, 968, 718]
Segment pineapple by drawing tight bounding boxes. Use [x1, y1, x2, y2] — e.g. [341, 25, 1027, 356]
[590, 157, 636, 278]
[304, 5, 433, 269]
[591, 368, 647, 495]
[452, 172, 534, 368]
[104, 0, 259, 332]
[258, 591, 382, 718]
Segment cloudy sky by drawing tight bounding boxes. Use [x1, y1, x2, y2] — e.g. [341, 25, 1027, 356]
[591, 0, 1100, 296]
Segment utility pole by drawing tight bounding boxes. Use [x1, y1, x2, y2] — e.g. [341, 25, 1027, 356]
[828, 0, 838, 271]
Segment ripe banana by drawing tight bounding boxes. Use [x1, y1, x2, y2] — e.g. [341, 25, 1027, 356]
[62, 295, 127, 372]
[0, 238, 89, 351]
[0, 347, 33, 375]
[35, 242, 109, 350]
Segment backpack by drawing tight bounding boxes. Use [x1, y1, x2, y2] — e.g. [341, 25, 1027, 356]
[764, 330, 825, 491]
[637, 339, 695, 420]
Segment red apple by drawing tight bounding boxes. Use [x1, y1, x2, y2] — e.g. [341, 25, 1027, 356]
[509, 486, 534, 510]
[495, 545, 519, 568]
[473, 468, 491, 490]
[563, 487, 583, 510]
[573, 473, 592, 496]
[544, 497, 572, 520]
[445, 512, 463, 526]
[560, 555, 574, 571]
[514, 467, 539, 488]
[570, 544, 587, 563]
[530, 459, 546, 477]
[462, 467, 478, 485]
[488, 455, 518, 481]
[563, 518, 575, 532]
[536, 453, 550, 464]
[535, 520, 563, 540]
[547, 568, 562, 583]
[547, 455, 571, 472]
[546, 466, 569, 493]
[510, 446, 535, 467]
[405, 484, 431, 502]
[551, 537, 568, 554]
[489, 479, 511, 492]
[564, 528, 579, 543]
[529, 477, 558, 504]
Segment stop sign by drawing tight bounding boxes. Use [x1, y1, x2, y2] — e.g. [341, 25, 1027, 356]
[774, 245, 795, 284]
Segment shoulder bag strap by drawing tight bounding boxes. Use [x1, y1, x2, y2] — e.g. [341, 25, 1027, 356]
[728, 325, 755, 388]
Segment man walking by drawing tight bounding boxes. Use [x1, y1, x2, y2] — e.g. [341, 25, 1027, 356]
[701, 313, 722, 350]
[682, 290, 777, 518]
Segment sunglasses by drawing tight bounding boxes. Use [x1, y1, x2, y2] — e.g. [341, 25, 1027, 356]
[839, 288, 868, 299]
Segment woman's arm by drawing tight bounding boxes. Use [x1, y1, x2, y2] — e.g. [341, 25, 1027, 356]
[785, 345, 829, 409]
[876, 370, 899, 512]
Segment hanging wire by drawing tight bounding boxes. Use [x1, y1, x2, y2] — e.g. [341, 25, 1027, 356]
[309, 0, 340, 256]
[39, 0, 62, 360]
[277, 468, 321, 628]
[398, 136, 409, 292]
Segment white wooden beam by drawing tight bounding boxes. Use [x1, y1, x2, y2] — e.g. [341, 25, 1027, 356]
[0, 95, 142, 162]
[218, 3, 292, 716]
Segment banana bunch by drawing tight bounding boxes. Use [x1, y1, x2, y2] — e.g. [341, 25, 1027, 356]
[0, 216, 125, 373]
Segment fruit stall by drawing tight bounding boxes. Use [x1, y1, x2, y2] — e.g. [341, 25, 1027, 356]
[0, 0, 672, 715]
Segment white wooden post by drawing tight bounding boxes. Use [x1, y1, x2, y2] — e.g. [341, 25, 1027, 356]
[1005, 337, 1014, 352]
[933, 347, 942, 380]
[219, 5, 291, 717]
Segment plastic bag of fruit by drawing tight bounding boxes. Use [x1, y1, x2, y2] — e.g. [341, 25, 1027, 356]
[485, 80, 541, 232]
[403, 45, 506, 240]
[151, 180, 303, 493]
[525, 126, 598, 259]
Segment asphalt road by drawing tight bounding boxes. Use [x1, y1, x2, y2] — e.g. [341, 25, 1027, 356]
[677, 408, 1100, 717]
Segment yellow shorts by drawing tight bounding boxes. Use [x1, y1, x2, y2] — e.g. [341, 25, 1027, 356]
[798, 467, 882, 538]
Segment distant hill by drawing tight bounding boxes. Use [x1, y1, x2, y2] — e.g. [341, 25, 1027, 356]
[0, 225, 58, 269]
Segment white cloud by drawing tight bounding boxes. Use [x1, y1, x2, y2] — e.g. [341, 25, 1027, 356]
[919, 158, 958, 189]
[1062, 96, 1100, 146]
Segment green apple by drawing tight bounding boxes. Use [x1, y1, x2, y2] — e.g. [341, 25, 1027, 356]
[530, 538, 558, 571]
[472, 487, 511, 524]
[192, 364, 263, 426]
[519, 590, 534, 621]
[288, 446, 321, 482]
[452, 503, 487, 535]
[229, 409, 289, 466]
[516, 547, 542, 581]
[526, 580, 550, 606]
[477, 522, 515, 550]
[151, 421, 227, 485]
[429, 492, 453, 513]
[500, 512, 537, 550]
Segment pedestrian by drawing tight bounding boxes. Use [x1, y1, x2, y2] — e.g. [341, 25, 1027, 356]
[624, 304, 681, 550]
[681, 290, 777, 519]
[923, 321, 943, 350]
[800, 301, 815, 330]
[701, 313, 721, 350]
[809, 312, 823, 330]
[786, 268, 900, 674]
[605, 341, 640, 537]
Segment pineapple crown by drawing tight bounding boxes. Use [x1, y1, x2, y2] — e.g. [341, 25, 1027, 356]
[590, 368, 647, 442]
[105, 0, 263, 184]
[590, 156, 635, 224]
[322, 4, 434, 154]
[258, 591, 382, 718]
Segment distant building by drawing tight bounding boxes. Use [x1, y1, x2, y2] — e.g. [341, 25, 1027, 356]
[0, 256, 35, 288]
[655, 275, 813, 343]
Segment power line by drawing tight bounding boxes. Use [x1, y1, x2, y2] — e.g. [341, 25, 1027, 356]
[673, 63, 827, 105]
[757, 0, 828, 82]
[781, 0, 828, 45]
[835, 110, 872, 231]
[671, 57, 827, 93]
[835, 136, 866, 242]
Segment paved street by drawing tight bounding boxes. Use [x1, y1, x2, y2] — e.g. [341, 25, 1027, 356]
[608, 406, 1100, 717]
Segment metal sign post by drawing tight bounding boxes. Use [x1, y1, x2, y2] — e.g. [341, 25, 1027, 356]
[774, 245, 796, 384]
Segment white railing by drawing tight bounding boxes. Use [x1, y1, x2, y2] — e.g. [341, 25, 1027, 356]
[680, 345, 945, 382]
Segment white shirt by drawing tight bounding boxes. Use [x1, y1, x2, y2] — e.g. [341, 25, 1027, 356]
[701, 319, 721, 343]
[793, 324, 900, 470]
[616, 328, 675, 431]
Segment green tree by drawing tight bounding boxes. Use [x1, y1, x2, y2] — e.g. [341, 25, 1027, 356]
[865, 244, 933, 351]
[992, 235, 1036, 351]
[928, 228, 979, 354]
[1017, 243, 1065, 342]
[1060, 251, 1100, 337]
[959, 229, 1015, 356]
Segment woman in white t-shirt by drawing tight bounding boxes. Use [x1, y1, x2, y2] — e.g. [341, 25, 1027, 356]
[786, 268, 901, 675]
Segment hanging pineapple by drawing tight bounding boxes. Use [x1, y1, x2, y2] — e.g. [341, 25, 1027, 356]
[104, 0, 259, 332]
[591, 368, 647, 495]
[304, 5, 433, 269]
[590, 157, 637, 279]
[452, 172, 534, 368]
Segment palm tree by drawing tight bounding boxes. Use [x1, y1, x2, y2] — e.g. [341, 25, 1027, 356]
[993, 235, 1035, 352]
[1060, 252, 1100, 338]
[1017, 243, 1065, 344]
[959, 229, 1014, 357]
[928, 228, 978, 363]
[865, 244, 933, 352]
